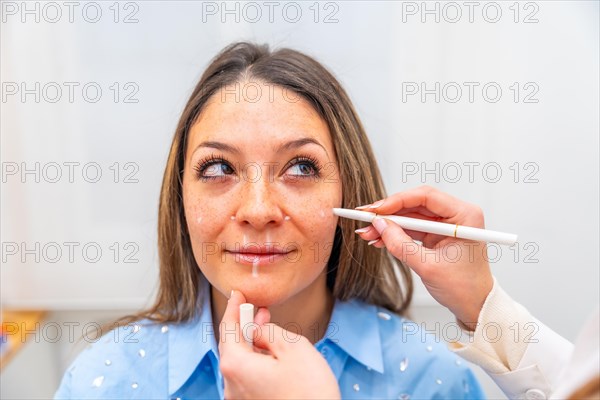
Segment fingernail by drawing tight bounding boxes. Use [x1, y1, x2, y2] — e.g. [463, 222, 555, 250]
[372, 217, 388, 234]
[355, 204, 370, 210]
[355, 227, 371, 234]
[368, 200, 385, 209]
[368, 239, 380, 246]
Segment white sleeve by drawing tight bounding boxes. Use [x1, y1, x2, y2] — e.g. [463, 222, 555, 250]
[449, 277, 574, 400]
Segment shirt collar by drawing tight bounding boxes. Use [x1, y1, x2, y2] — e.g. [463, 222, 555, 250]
[319, 298, 385, 374]
[168, 278, 217, 395]
[167, 284, 386, 394]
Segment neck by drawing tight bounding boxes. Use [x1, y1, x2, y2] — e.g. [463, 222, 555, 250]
[211, 273, 334, 345]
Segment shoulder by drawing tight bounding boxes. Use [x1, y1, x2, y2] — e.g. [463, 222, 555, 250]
[54, 320, 170, 399]
[374, 307, 485, 399]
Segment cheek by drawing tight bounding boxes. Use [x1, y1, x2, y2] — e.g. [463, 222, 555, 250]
[288, 186, 341, 244]
[183, 186, 229, 239]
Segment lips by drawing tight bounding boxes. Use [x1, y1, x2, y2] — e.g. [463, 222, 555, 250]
[225, 244, 296, 266]
[228, 244, 292, 255]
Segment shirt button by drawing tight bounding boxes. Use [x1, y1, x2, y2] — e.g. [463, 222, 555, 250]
[525, 389, 547, 400]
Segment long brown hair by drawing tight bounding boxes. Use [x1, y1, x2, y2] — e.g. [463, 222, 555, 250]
[115, 42, 412, 329]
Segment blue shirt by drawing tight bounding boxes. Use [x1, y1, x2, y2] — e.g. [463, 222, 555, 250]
[55, 286, 485, 399]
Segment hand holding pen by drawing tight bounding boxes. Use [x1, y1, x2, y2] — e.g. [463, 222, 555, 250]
[219, 291, 340, 400]
[350, 185, 495, 330]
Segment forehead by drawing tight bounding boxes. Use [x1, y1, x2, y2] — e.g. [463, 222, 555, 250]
[188, 82, 333, 151]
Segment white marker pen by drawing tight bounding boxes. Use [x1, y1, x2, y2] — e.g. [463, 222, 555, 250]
[239, 303, 255, 347]
[333, 208, 518, 246]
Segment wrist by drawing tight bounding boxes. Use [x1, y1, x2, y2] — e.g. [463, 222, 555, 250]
[453, 282, 494, 331]
[454, 307, 481, 331]
[456, 318, 478, 332]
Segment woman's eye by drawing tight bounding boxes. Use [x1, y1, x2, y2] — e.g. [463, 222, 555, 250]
[196, 156, 320, 181]
[197, 161, 234, 179]
[286, 160, 319, 177]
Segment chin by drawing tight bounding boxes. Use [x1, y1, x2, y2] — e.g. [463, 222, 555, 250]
[235, 284, 289, 308]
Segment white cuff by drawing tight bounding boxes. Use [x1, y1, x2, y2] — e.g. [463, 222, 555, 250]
[449, 277, 574, 399]
[450, 277, 531, 374]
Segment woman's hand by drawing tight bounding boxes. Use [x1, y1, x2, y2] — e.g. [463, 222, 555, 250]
[219, 290, 341, 400]
[355, 185, 493, 330]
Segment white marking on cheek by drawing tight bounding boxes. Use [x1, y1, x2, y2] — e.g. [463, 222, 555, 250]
[319, 209, 326, 218]
[284, 215, 291, 221]
[230, 215, 236, 221]
[196, 216, 202, 224]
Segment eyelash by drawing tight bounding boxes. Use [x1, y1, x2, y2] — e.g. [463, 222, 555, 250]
[192, 153, 323, 181]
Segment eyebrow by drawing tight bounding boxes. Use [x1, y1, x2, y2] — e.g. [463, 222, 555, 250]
[194, 137, 329, 157]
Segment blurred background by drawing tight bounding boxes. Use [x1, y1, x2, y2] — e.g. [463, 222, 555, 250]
[1, 1, 598, 398]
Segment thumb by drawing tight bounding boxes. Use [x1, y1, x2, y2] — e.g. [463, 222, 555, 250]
[220, 290, 247, 328]
[372, 217, 433, 274]
[219, 290, 249, 358]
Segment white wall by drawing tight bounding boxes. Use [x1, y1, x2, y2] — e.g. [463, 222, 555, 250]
[1, 1, 598, 398]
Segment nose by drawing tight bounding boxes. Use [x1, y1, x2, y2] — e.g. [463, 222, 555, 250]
[234, 174, 284, 230]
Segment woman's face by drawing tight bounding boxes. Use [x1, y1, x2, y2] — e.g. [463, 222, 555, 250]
[182, 81, 343, 307]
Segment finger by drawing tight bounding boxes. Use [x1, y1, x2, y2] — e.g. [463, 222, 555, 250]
[370, 238, 385, 248]
[371, 217, 437, 275]
[394, 211, 445, 222]
[219, 290, 249, 357]
[403, 229, 428, 242]
[356, 224, 428, 243]
[354, 225, 379, 241]
[254, 307, 270, 326]
[420, 232, 448, 248]
[220, 290, 246, 328]
[391, 206, 442, 219]
[220, 338, 278, 393]
[372, 186, 465, 220]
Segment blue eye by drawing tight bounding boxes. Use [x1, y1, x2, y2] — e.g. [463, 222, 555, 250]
[194, 154, 322, 181]
[204, 162, 233, 177]
[287, 161, 317, 176]
[194, 155, 234, 180]
[285, 156, 322, 179]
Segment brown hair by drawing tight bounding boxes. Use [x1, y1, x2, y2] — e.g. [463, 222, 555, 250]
[113, 42, 413, 329]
